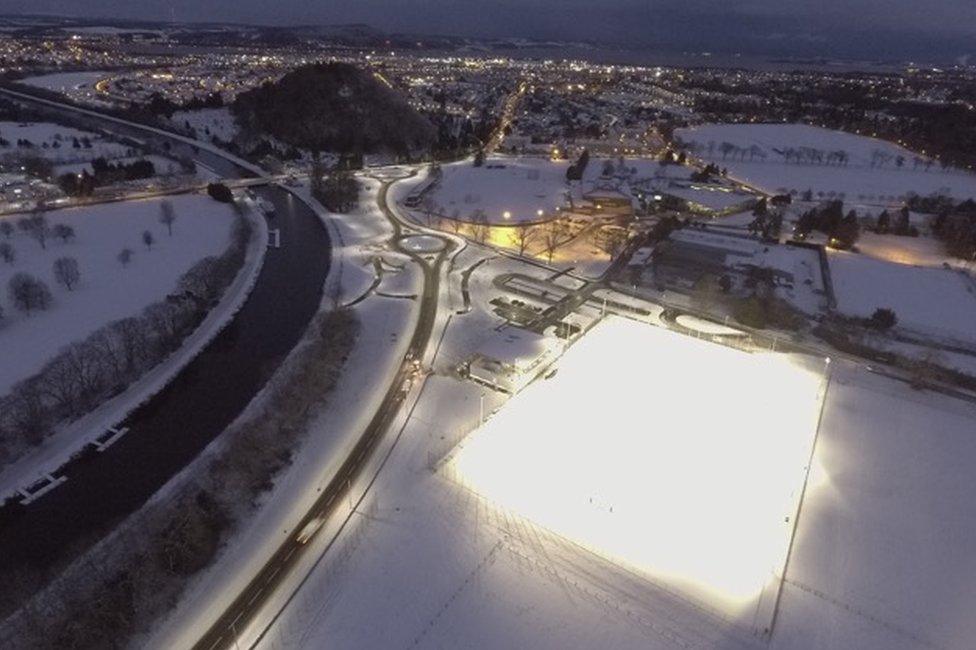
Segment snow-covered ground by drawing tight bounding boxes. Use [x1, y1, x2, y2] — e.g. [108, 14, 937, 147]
[770, 364, 976, 649]
[430, 157, 574, 224]
[676, 123, 976, 201]
[252, 315, 976, 650]
[19, 71, 110, 94]
[0, 120, 133, 163]
[452, 320, 825, 631]
[0, 193, 237, 394]
[426, 155, 690, 225]
[854, 231, 960, 268]
[828, 249, 976, 340]
[169, 107, 239, 143]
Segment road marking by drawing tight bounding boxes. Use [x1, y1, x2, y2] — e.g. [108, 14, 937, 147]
[231, 611, 244, 627]
[267, 566, 280, 583]
[284, 547, 296, 562]
[207, 636, 224, 650]
[247, 588, 263, 606]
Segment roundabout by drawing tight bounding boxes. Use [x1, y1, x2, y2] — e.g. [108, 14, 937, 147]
[397, 233, 448, 254]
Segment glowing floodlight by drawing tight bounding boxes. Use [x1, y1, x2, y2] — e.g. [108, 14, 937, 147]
[452, 317, 825, 633]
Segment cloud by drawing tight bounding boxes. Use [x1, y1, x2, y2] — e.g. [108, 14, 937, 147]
[1, 0, 973, 60]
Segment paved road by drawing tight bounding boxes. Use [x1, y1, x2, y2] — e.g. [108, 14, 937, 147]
[484, 81, 526, 155]
[0, 94, 332, 606]
[193, 173, 451, 650]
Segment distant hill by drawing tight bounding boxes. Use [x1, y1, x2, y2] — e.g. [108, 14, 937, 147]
[231, 62, 435, 157]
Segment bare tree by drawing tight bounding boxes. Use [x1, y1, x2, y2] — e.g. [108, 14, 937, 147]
[542, 218, 571, 263]
[0, 241, 14, 264]
[178, 256, 224, 302]
[448, 208, 464, 234]
[159, 200, 177, 236]
[595, 226, 628, 258]
[53, 256, 81, 291]
[470, 209, 491, 244]
[144, 302, 188, 351]
[142, 230, 155, 251]
[112, 316, 152, 373]
[118, 248, 133, 267]
[508, 222, 538, 256]
[8, 273, 53, 314]
[19, 212, 49, 250]
[53, 223, 75, 243]
[420, 196, 439, 227]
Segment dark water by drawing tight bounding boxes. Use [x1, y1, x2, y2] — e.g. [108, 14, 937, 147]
[455, 45, 911, 73]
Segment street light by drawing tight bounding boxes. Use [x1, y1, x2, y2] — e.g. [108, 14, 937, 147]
[503, 211, 511, 220]
[537, 209, 544, 218]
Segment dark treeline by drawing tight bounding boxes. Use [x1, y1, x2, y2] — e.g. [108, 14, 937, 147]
[794, 199, 860, 249]
[57, 157, 157, 197]
[310, 158, 360, 213]
[231, 62, 435, 158]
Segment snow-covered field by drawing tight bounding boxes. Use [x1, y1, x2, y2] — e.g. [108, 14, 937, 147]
[452, 319, 825, 630]
[676, 123, 976, 201]
[426, 155, 690, 225]
[252, 314, 976, 650]
[770, 365, 976, 650]
[854, 231, 959, 268]
[0, 120, 132, 163]
[169, 107, 239, 143]
[828, 250, 976, 339]
[430, 157, 574, 224]
[0, 194, 237, 394]
[19, 71, 110, 94]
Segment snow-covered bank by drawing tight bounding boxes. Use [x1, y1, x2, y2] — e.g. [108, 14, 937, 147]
[0, 198, 267, 501]
[0, 194, 238, 394]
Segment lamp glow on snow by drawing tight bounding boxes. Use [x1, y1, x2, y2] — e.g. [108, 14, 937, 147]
[451, 317, 827, 634]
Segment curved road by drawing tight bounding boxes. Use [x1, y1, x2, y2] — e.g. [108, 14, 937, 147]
[0, 94, 332, 604]
[193, 174, 452, 650]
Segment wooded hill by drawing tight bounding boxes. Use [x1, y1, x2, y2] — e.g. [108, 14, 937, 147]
[231, 62, 435, 157]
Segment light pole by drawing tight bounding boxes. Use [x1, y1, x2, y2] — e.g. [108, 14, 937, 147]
[480, 392, 485, 425]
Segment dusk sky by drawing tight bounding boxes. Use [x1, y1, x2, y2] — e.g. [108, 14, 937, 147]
[3, 0, 975, 60]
